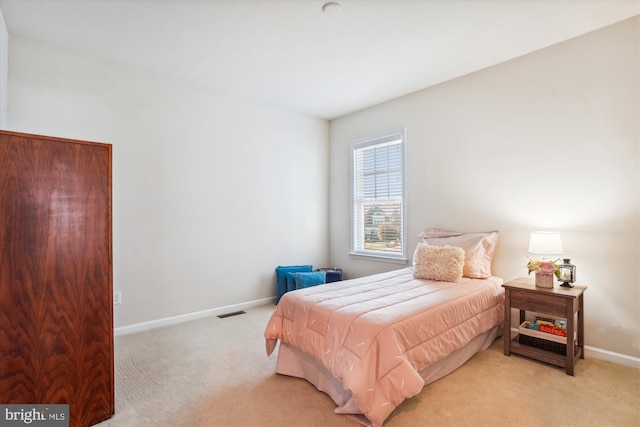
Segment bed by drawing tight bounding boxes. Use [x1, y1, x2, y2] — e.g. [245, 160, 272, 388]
[264, 230, 504, 427]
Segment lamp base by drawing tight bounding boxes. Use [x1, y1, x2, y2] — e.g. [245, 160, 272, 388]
[560, 282, 574, 288]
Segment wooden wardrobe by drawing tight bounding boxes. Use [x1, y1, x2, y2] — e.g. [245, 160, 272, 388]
[0, 130, 114, 427]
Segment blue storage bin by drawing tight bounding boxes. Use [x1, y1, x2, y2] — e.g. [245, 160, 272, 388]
[317, 267, 342, 283]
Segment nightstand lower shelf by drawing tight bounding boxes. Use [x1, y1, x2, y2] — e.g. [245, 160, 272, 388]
[509, 335, 583, 369]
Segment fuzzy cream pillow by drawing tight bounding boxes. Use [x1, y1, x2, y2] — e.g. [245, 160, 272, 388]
[412, 243, 465, 282]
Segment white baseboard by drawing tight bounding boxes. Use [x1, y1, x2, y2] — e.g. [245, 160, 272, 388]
[584, 345, 640, 368]
[114, 296, 275, 337]
[508, 327, 639, 368]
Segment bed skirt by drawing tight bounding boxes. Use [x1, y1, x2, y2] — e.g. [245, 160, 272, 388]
[275, 324, 502, 426]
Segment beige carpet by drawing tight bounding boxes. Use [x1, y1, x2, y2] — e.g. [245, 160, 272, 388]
[96, 304, 639, 427]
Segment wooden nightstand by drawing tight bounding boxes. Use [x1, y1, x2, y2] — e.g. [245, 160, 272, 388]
[503, 277, 587, 375]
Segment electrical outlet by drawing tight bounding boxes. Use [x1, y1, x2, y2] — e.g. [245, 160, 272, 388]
[114, 291, 122, 305]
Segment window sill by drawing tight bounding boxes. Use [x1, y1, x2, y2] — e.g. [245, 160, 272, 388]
[349, 252, 408, 265]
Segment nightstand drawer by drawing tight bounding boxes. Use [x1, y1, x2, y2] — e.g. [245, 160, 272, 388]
[510, 288, 566, 316]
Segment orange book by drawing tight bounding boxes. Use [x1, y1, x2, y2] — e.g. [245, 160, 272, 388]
[539, 323, 567, 337]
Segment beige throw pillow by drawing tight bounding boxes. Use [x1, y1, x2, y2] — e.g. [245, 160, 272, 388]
[413, 243, 465, 283]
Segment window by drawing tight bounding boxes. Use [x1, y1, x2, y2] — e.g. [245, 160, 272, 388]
[350, 129, 406, 261]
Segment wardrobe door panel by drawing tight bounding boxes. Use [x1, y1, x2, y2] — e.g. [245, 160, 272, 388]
[0, 131, 113, 427]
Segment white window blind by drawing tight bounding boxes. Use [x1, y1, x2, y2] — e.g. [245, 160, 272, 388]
[350, 130, 406, 261]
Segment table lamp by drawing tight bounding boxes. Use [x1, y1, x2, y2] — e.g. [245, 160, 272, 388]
[528, 231, 563, 260]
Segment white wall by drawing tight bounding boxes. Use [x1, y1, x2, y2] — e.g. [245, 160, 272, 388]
[8, 36, 329, 328]
[0, 8, 7, 128]
[329, 17, 639, 358]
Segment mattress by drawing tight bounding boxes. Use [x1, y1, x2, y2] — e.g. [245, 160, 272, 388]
[264, 267, 504, 427]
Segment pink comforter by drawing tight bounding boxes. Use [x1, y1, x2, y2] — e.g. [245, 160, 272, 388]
[264, 268, 504, 427]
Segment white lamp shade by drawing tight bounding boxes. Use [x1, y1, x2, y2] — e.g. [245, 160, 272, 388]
[528, 231, 563, 257]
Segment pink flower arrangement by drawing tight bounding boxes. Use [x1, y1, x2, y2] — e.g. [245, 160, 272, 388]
[527, 259, 561, 278]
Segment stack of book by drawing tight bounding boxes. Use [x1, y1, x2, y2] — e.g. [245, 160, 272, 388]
[527, 316, 567, 338]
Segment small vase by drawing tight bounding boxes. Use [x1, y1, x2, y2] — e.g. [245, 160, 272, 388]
[535, 272, 554, 288]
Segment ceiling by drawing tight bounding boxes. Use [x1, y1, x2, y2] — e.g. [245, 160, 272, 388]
[0, 0, 638, 120]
